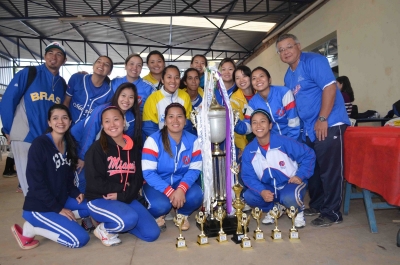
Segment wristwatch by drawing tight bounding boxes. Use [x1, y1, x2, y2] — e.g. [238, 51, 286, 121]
[318, 116, 327, 122]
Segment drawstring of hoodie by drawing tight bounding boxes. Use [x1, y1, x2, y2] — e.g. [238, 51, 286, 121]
[117, 145, 130, 191]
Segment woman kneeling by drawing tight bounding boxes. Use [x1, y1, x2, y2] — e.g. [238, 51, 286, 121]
[142, 103, 203, 231]
[85, 106, 160, 247]
[11, 104, 89, 249]
[241, 109, 315, 228]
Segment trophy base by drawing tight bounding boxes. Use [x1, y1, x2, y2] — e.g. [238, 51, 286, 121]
[271, 230, 282, 240]
[197, 235, 209, 245]
[196, 215, 238, 237]
[289, 230, 299, 240]
[253, 231, 265, 241]
[176, 238, 187, 249]
[216, 233, 227, 242]
[240, 238, 252, 249]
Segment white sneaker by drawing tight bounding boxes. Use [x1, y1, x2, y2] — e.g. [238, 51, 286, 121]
[294, 211, 306, 228]
[94, 223, 121, 247]
[261, 213, 274, 225]
[243, 204, 251, 212]
[165, 212, 174, 221]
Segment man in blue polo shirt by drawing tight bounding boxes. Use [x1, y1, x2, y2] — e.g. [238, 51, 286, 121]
[276, 34, 350, 227]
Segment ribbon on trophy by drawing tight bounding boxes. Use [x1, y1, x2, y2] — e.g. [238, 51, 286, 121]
[214, 72, 236, 215]
[197, 67, 215, 214]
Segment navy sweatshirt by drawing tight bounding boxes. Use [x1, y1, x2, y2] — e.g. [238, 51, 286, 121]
[23, 134, 80, 213]
[85, 134, 143, 204]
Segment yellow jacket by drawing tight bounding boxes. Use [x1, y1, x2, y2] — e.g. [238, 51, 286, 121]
[230, 89, 250, 151]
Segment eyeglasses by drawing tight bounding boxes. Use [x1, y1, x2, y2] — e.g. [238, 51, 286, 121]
[277, 43, 298, 54]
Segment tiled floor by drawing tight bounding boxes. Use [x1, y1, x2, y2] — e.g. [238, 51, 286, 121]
[0, 153, 399, 265]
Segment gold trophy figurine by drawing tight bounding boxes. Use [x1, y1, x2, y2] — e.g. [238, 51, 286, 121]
[269, 207, 282, 240]
[286, 206, 300, 239]
[195, 212, 209, 245]
[251, 207, 264, 241]
[215, 207, 227, 242]
[240, 213, 252, 249]
[174, 214, 187, 248]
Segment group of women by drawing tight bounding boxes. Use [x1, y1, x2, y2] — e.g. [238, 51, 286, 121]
[12, 51, 320, 250]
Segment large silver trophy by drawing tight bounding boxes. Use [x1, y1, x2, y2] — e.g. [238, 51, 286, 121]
[191, 67, 239, 237]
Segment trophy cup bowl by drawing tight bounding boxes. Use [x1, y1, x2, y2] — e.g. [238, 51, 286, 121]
[209, 108, 226, 155]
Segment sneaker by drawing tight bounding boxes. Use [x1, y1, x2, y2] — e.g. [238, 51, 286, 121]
[243, 204, 251, 212]
[304, 208, 320, 216]
[261, 213, 274, 225]
[181, 215, 190, 231]
[11, 224, 40, 250]
[275, 203, 286, 217]
[155, 216, 167, 232]
[94, 223, 121, 246]
[81, 217, 95, 233]
[311, 216, 343, 227]
[165, 211, 174, 221]
[294, 211, 306, 228]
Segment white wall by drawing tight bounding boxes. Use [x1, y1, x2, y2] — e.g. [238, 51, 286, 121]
[246, 0, 400, 116]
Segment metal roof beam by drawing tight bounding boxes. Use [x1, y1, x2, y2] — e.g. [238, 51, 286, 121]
[82, 0, 100, 15]
[141, 0, 163, 15]
[106, 0, 125, 15]
[1, 37, 42, 61]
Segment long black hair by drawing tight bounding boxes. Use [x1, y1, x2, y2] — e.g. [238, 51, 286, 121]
[46, 104, 78, 170]
[233, 65, 254, 94]
[336, 76, 355, 102]
[180, 67, 200, 89]
[111, 82, 143, 149]
[161, 103, 186, 157]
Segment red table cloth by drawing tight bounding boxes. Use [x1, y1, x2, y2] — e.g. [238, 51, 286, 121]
[344, 127, 400, 206]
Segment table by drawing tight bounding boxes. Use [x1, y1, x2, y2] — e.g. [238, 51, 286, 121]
[343, 126, 400, 232]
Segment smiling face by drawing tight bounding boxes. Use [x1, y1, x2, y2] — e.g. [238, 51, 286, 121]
[235, 70, 251, 91]
[251, 69, 271, 95]
[165, 106, 186, 135]
[276, 37, 301, 68]
[190, 56, 206, 75]
[44, 48, 67, 73]
[251, 112, 272, 140]
[220, 61, 235, 84]
[93, 56, 112, 77]
[102, 108, 125, 139]
[184, 70, 200, 92]
[48, 109, 71, 135]
[117, 88, 135, 113]
[162, 67, 180, 94]
[148, 54, 165, 75]
[125, 56, 143, 80]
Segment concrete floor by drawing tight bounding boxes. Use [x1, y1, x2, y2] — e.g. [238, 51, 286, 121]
[0, 153, 399, 265]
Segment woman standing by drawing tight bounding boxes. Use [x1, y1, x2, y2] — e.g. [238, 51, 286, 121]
[143, 51, 165, 91]
[63, 56, 114, 124]
[142, 65, 193, 137]
[242, 67, 300, 139]
[181, 68, 203, 110]
[215, 58, 237, 106]
[85, 106, 159, 247]
[336, 76, 355, 117]
[142, 103, 203, 231]
[112, 54, 155, 113]
[11, 104, 89, 249]
[190, 54, 207, 89]
[71, 83, 142, 194]
[241, 109, 315, 228]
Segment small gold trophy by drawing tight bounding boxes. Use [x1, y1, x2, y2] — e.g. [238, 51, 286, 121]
[231, 163, 246, 244]
[240, 213, 252, 249]
[269, 207, 282, 240]
[286, 206, 299, 239]
[215, 207, 227, 242]
[195, 211, 209, 245]
[251, 207, 264, 241]
[174, 214, 187, 248]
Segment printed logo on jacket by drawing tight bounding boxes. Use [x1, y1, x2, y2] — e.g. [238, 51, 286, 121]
[53, 152, 71, 170]
[107, 156, 136, 175]
[182, 155, 190, 165]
